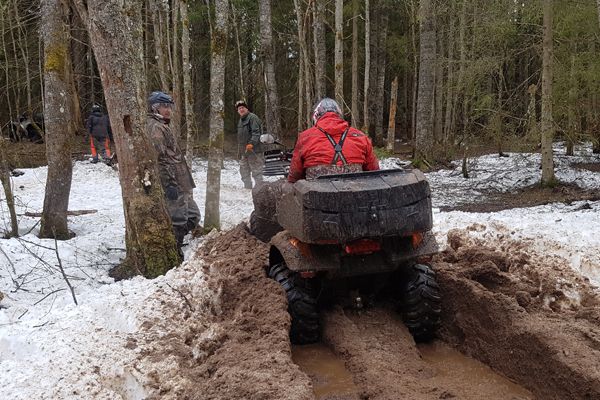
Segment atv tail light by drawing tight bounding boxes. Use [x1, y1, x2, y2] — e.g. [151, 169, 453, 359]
[300, 271, 316, 278]
[411, 232, 424, 249]
[344, 239, 381, 255]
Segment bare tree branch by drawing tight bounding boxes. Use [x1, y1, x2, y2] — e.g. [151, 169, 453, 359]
[53, 234, 77, 305]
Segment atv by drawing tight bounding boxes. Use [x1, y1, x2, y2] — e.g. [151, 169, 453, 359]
[251, 142, 441, 345]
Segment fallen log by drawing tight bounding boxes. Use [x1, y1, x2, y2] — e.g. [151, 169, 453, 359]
[22, 209, 98, 217]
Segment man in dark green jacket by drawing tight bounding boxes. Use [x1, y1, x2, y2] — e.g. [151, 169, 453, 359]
[236, 100, 264, 189]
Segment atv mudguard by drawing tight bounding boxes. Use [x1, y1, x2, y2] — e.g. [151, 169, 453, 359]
[269, 230, 440, 277]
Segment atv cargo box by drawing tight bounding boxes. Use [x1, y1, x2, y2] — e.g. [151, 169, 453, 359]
[276, 169, 433, 244]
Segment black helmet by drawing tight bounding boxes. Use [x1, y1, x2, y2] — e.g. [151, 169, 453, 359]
[148, 91, 174, 106]
[91, 104, 102, 112]
[312, 97, 342, 124]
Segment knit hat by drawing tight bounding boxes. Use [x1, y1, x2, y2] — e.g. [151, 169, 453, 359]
[235, 100, 248, 110]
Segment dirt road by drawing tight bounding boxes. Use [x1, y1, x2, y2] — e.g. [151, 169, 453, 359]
[133, 224, 600, 399]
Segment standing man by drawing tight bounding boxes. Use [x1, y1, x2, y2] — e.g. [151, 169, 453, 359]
[236, 100, 264, 189]
[147, 91, 201, 259]
[85, 104, 112, 163]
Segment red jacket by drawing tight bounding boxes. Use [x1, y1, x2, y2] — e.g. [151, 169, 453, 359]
[288, 112, 380, 183]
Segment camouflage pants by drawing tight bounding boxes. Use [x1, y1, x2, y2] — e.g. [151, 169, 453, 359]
[166, 190, 201, 233]
[305, 163, 363, 180]
[240, 151, 264, 188]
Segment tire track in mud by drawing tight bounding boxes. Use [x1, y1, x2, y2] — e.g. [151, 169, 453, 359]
[435, 228, 600, 399]
[321, 306, 533, 400]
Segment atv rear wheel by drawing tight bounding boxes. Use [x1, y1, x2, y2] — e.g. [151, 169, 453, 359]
[400, 263, 441, 342]
[268, 262, 320, 344]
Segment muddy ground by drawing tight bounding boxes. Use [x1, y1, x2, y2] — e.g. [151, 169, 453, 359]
[131, 223, 600, 399]
[441, 182, 600, 213]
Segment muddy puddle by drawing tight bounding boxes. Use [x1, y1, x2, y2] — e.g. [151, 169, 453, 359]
[294, 340, 533, 400]
[293, 344, 359, 400]
[418, 341, 533, 399]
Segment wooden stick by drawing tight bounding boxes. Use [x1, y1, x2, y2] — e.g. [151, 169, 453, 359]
[22, 209, 97, 217]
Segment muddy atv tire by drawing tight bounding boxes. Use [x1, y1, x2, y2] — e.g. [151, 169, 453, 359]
[268, 262, 320, 344]
[400, 263, 441, 342]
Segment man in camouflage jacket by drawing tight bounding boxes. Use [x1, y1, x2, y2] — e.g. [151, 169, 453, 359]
[147, 91, 200, 258]
[235, 100, 264, 189]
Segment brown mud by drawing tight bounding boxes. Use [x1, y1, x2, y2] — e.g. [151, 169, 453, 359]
[134, 224, 600, 399]
[435, 228, 600, 399]
[135, 224, 313, 400]
[442, 182, 600, 213]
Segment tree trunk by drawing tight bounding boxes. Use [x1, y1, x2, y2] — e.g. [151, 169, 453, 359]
[434, 25, 444, 143]
[351, 0, 360, 126]
[181, 0, 196, 163]
[0, 139, 17, 237]
[313, 0, 326, 100]
[452, 0, 467, 143]
[410, 0, 418, 144]
[39, 0, 75, 240]
[293, 0, 309, 131]
[443, 5, 455, 144]
[541, 0, 555, 184]
[415, 0, 436, 162]
[204, 0, 229, 231]
[386, 76, 399, 152]
[170, 0, 182, 141]
[592, 7, 600, 154]
[151, 0, 169, 91]
[1, 9, 14, 124]
[74, 0, 180, 278]
[362, 0, 371, 132]
[374, 8, 388, 146]
[566, 53, 577, 157]
[334, 0, 344, 109]
[7, 2, 21, 114]
[258, 0, 282, 138]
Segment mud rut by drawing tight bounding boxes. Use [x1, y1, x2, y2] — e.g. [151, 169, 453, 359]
[134, 224, 600, 400]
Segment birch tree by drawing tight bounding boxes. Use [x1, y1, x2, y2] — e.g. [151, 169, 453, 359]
[541, 0, 555, 184]
[204, 0, 229, 231]
[74, 0, 179, 278]
[181, 0, 196, 162]
[39, 0, 75, 239]
[313, 0, 326, 101]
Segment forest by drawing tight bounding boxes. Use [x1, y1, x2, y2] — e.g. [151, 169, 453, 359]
[2, 0, 599, 151]
[0, 0, 599, 276]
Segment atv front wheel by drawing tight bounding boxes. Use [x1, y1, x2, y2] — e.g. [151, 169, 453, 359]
[268, 262, 320, 344]
[400, 263, 441, 342]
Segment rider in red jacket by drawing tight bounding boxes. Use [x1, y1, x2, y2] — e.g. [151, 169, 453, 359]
[288, 98, 379, 183]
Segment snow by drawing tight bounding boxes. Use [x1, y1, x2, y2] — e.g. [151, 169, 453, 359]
[1, 143, 599, 399]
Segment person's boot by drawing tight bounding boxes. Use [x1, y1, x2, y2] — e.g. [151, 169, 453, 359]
[243, 180, 253, 189]
[174, 226, 187, 260]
